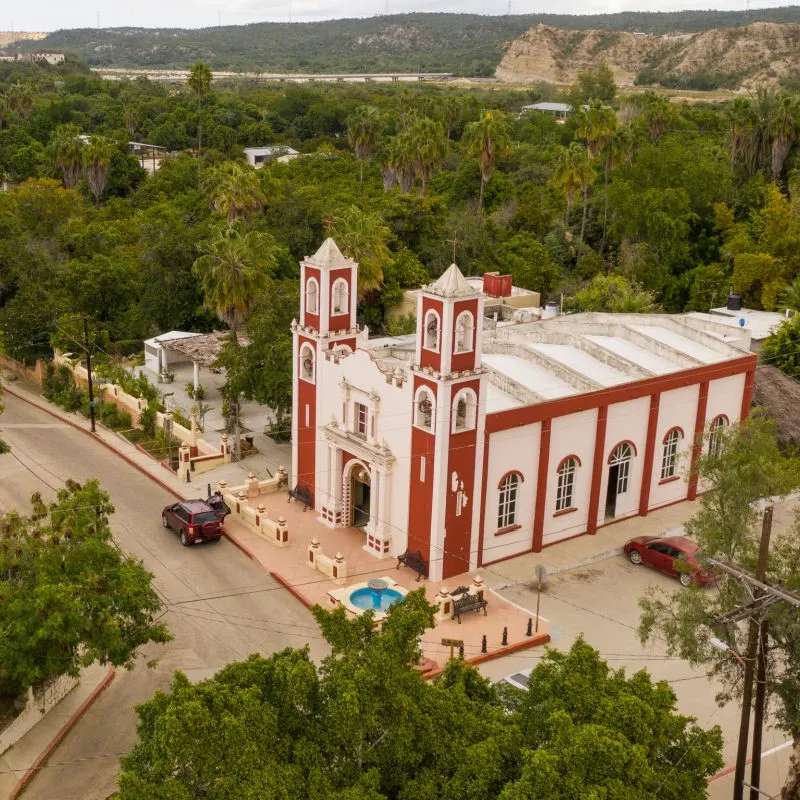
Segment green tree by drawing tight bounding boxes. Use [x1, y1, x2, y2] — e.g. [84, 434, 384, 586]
[385, 133, 416, 195]
[770, 93, 800, 179]
[726, 96, 757, 172]
[638, 415, 800, 798]
[50, 124, 85, 189]
[82, 135, 113, 203]
[187, 61, 213, 167]
[551, 143, 595, 242]
[347, 105, 382, 199]
[464, 110, 511, 214]
[6, 81, 34, 121]
[575, 100, 617, 160]
[569, 61, 617, 105]
[779, 276, 800, 312]
[192, 221, 278, 339]
[329, 205, 391, 299]
[202, 160, 266, 224]
[572, 274, 656, 313]
[761, 315, 800, 377]
[408, 116, 447, 196]
[642, 92, 672, 143]
[501, 232, 560, 296]
[0, 479, 170, 696]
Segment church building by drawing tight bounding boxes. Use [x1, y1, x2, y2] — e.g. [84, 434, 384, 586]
[291, 239, 757, 582]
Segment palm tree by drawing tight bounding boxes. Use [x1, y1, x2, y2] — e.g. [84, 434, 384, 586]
[551, 143, 595, 242]
[387, 134, 416, 195]
[575, 100, 617, 159]
[441, 96, 462, 140]
[464, 111, 511, 215]
[192, 221, 278, 341]
[643, 93, 671, 143]
[347, 105, 382, 199]
[82, 136, 113, 203]
[7, 82, 34, 121]
[601, 124, 634, 248]
[188, 62, 213, 168]
[0, 94, 8, 131]
[328, 206, 390, 299]
[408, 117, 447, 196]
[51, 124, 85, 189]
[202, 161, 266, 224]
[770, 93, 800, 179]
[725, 97, 757, 171]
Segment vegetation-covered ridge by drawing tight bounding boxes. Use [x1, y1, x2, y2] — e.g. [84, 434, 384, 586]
[10, 8, 800, 75]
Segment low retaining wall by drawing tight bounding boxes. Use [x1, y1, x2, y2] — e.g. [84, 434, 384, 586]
[216, 474, 291, 547]
[0, 675, 79, 756]
[0, 354, 44, 386]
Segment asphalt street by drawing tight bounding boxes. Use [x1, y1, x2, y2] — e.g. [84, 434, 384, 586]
[0, 392, 329, 799]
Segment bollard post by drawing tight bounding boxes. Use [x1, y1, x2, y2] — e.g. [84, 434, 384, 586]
[526, 617, 533, 637]
[502, 627, 508, 647]
[458, 643, 464, 660]
[481, 634, 487, 654]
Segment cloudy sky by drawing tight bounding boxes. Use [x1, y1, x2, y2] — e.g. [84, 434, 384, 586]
[5, 0, 791, 33]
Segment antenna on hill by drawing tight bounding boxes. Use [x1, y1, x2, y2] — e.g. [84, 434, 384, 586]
[289, 0, 292, 23]
[508, 0, 511, 15]
[96, 10, 100, 28]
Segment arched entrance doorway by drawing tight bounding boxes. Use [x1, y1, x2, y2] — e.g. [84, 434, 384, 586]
[345, 461, 371, 529]
[606, 442, 634, 521]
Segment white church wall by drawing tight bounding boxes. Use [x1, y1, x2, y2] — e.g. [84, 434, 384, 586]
[543, 408, 598, 545]
[597, 396, 650, 525]
[481, 422, 541, 564]
[648, 384, 699, 509]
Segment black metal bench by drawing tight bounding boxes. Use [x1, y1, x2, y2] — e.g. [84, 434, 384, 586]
[288, 484, 313, 511]
[451, 592, 488, 623]
[397, 549, 428, 581]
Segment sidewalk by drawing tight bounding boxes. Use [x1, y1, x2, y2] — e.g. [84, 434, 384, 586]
[0, 664, 113, 800]
[480, 503, 699, 592]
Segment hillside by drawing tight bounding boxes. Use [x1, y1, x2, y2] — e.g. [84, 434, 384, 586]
[11, 8, 800, 76]
[0, 31, 46, 48]
[496, 21, 800, 90]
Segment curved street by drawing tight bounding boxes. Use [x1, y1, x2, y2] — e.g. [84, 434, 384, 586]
[0, 391, 328, 799]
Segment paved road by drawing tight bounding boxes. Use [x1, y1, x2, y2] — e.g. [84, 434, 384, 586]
[483, 557, 792, 791]
[0, 393, 328, 799]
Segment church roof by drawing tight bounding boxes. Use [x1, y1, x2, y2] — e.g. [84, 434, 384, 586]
[305, 238, 355, 269]
[427, 263, 477, 298]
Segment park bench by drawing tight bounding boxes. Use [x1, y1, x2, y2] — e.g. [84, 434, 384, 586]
[288, 484, 313, 510]
[451, 592, 488, 623]
[396, 549, 428, 581]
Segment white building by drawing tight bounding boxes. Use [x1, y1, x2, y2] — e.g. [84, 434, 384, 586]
[18, 50, 65, 65]
[291, 239, 756, 582]
[143, 331, 201, 376]
[521, 102, 574, 120]
[243, 146, 300, 168]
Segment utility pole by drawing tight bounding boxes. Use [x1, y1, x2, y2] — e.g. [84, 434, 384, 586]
[732, 506, 772, 800]
[83, 317, 96, 433]
[750, 617, 769, 800]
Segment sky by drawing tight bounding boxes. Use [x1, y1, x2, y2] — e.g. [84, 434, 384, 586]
[4, 0, 793, 33]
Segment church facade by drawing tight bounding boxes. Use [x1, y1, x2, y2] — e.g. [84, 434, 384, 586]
[291, 239, 757, 582]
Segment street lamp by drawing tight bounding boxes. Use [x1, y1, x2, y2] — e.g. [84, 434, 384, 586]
[162, 393, 175, 473]
[709, 636, 746, 667]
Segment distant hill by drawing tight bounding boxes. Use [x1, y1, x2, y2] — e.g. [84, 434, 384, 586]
[11, 8, 800, 76]
[497, 20, 800, 91]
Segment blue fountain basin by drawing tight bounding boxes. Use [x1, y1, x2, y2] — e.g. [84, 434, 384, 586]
[349, 587, 404, 612]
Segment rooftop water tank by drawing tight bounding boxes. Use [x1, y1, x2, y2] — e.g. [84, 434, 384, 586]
[541, 301, 559, 320]
[727, 293, 742, 311]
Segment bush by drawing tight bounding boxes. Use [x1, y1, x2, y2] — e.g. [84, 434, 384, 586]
[0, 438, 10, 454]
[93, 362, 159, 403]
[43, 361, 85, 412]
[138, 404, 157, 437]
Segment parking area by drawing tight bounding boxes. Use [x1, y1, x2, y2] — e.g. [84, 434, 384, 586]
[480, 554, 791, 778]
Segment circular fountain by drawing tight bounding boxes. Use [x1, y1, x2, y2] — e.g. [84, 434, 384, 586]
[349, 578, 404, 613]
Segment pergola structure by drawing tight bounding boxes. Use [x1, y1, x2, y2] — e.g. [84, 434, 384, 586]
[160, 331, 248, 389]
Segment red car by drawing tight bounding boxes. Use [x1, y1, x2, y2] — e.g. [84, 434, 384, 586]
[162, 500, 223, 546]
[624, 535, 715, 586]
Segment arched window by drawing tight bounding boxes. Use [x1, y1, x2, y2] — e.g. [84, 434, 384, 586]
[454, 311, 474, 354]
[415, 387, 435, 431]
[555, 456, 579, 512]
[332, 278, 349, 315]
[299, 344, 315, 382]
[306, 278, 319, 315]
[452, 389, 478, 432]
[708, 415, 728, 457]
[497, 473, 521, 529]
[424, 310, 440, 352]
[608, 442, 635, 495]
[660, 428, 683, 480]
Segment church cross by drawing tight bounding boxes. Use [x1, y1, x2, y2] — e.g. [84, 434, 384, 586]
[446, 232, 461, 263]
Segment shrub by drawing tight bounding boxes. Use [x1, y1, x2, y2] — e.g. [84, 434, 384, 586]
[138, 404, 157, 437]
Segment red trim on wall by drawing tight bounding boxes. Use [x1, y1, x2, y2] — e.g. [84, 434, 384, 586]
[587, 405, 607, 535]
[556, 453, 582, 471]
[485, 355, 756, 434]
[662, 425, 685, 443]
[494, 524, 522, 536]
[658, 475, 681, 485]
[639, 393, 660, 516]
[477, 429, 490, 567]
[497, 470, 524, 489]
[711, 413, 730, 425]
[532, 419, 551, 553]
[741, 369, 755, 421]
[687, 380, 709, 501]
[553, 506, 578, 518]
[606, 439, 638, 462]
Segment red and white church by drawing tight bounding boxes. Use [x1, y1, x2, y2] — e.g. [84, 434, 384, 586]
[291, 239, 757, 581]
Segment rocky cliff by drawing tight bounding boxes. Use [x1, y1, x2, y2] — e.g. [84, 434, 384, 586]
[496, 22, 800, 90]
